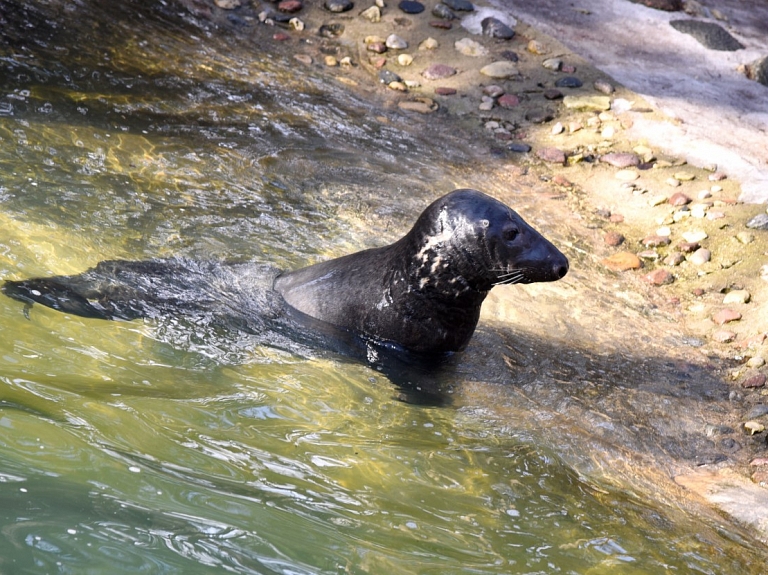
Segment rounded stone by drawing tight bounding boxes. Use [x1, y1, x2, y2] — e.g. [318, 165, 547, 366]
[712, 330, 736, 343]
[669, 192, 692, 206]
[386, 34, 408, 50]
[454, 38, 488, 57]
[507, 143, 532, 153]
[432, 4, 455, 19]
[498, 94, 520, 108]
[602, 252, 642, 271]
[674, 171, 696, 181]
[397, 98, 438, 113]
[480, 61, 519, 79]
[398, 0, 425, 14]
[278, 0, 303, 13]
[615, 169, 640, 181]
[683, 230, 708, 242]
[324, 0, 353, 13]
[746, 214, 768, 230]
[723, 290, 750, 305]
[378, 70, 402, 84]
[481, 17, 515, 39]
[604, 231, 625, 247]
[689, 248, 711, 265]
[554, 76, 583, 89]
[434, 87, 457, 95]
[536, 147, 566, 164]
[594, 79, 615, 94]
[601, 152, 640, 168]
[644, 269, 674, 286]
[421, 63, 457, 80]
[542, 58, 562, 71]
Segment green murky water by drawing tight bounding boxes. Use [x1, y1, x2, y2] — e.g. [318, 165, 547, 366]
[0, 1, 764, 573]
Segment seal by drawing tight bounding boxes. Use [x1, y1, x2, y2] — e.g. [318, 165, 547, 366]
[2, 189, 568, 356]
[275, 189, 568, 353]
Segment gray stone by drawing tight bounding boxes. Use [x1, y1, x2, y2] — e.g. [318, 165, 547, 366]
[669, 20, 744, 51]
[746, 214, 768, 230]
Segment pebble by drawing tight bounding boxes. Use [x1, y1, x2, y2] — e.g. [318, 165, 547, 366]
[638, 250, 659, 261]
[319, 23, 344, 38]
[525, 109, 554, 123]
[536, 147, 566, 164]
[712, 308, 741, 325]
[746, 214, 768, 230]
[419, 38, 439, 50]
[421, 63, 457, 80]
[615, 169, 640, 181]
[709, 172, 727, 181]
[744, 421, 766, 434]
[397, 97, 438, 113]
[562, 95, 611, 111]
[747, 404, 768, 419]
[674, 171, 695, 181]
[360, 5, 381, 21]
[643, 235, 671, 247]
[669, 20, 744, 51]
[666, 177, 681, 188]
[498, 94, 519, 108]
[602, 252, 642, 271]
[594, 79, 615, 94]
[543, 89, 563, 100]
[454, 38, 488, 57]
[294, 54, 312, 65]
[683, 230, 708, 242]
[542, 58, 562, 71]
[324, 55, 338, 66]
[736, 232, 755, 244]
[604, 231, 625, 246]
[712, 330, 737, 343]
[398, 0, 425, 14]
[482, 17, 515, 39]
[689, 248, 711, 265]
[664, 252, 685, 266]
[478, 96, 494, 111]
[677, 241, 700, 253]
[527, 40, 547, 55]
[554, 76, 583, 89]
[601, 125, 615, 139]
[289, 17, 304, 30]
[214, 0, 241, 7]
[386, 34, 408, 50]
[483, 85, 504, 98]
[551, 122, 564, 135]
[430, 21, 453, 30]
[647, 195, 667, 207]
[644, 269, 674, 286]
[742, 374, 767, 389]
[434, 87, 456, 95]
[432, 4, 455, 19]
[480, 61, 519, 79]
[367, 42, 387, 54]
[601, 152, 640, 168]
[500, 50, 519, 62]
[379, 70, 402, 84]
[706, 210, 725, 221]
[748, 357, 766, 368]
[507, 142, 532, 153]
[723, 290, 750, 304]
[324, 0, 353, 12]
[397, 54, 413, 66]
[442, 0, 474, 11]
[278, 0, 302, 12]
[669, 192, 692, 206]
[388, 81, 407, 92]
[710, 185, 723, 192]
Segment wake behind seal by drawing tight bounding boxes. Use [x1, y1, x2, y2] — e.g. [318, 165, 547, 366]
[3, 189, 568, 357]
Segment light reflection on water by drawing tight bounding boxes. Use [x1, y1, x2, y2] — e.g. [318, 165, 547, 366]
[0, 0, 764, 573]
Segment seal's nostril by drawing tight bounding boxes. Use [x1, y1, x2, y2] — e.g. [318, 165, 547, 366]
[554, 262, 568, 279]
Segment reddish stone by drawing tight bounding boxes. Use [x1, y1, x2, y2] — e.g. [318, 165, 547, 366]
[692, 288, 705, 297]
[677, 241, 700, 253]
[421, 64, 457, 80]
[543, 89, 563, 100]
[737, 333, 767, 349]
[643, 268, 674, 286]
[750, 457, 768, 466]
[602, 252, 642, 271]
[752, 470, 768, 485]
[434, 87, 457, 95]
[742, 374, 767, 388]
[536, 147, 566, 164]
[642, 234, 671, 247]
[609, 213, 625, 223]
[561, 64, 576, 73]
[367, 42, 387, 54]
[712, 330, 736, 343]
[498, 93, 520, 108]
[604, 231, 625, 247]
[278, 0, 303, 13]
[273, 32, 291, 41]
[552, 175, 572, 187]
[370, 57, 387, 69]
[430, 21, 453, 29]
[669, 192, 692, 206]
[712, 308, 742, 325]
[494, 132, 512, 141]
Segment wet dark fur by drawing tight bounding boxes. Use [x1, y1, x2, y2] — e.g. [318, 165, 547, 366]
[3, 189, 568, 356]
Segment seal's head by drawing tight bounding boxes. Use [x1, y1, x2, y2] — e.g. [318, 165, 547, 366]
[405, 189, 568, 296]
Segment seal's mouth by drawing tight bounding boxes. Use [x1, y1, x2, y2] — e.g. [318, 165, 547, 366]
[492, 262, 568, 286]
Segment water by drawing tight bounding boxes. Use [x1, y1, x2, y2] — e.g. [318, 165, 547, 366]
[0, 1, 764, 573]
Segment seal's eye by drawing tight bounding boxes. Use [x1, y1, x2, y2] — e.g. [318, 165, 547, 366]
[503, 227, 519, 242]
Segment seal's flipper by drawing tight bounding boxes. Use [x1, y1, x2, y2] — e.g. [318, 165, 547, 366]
[2, 277, 116, 319]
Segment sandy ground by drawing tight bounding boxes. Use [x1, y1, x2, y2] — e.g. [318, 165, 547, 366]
[492, 0, 768, 203]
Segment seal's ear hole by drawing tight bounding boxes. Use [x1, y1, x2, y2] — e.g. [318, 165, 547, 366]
[480, 219, 490, 228]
